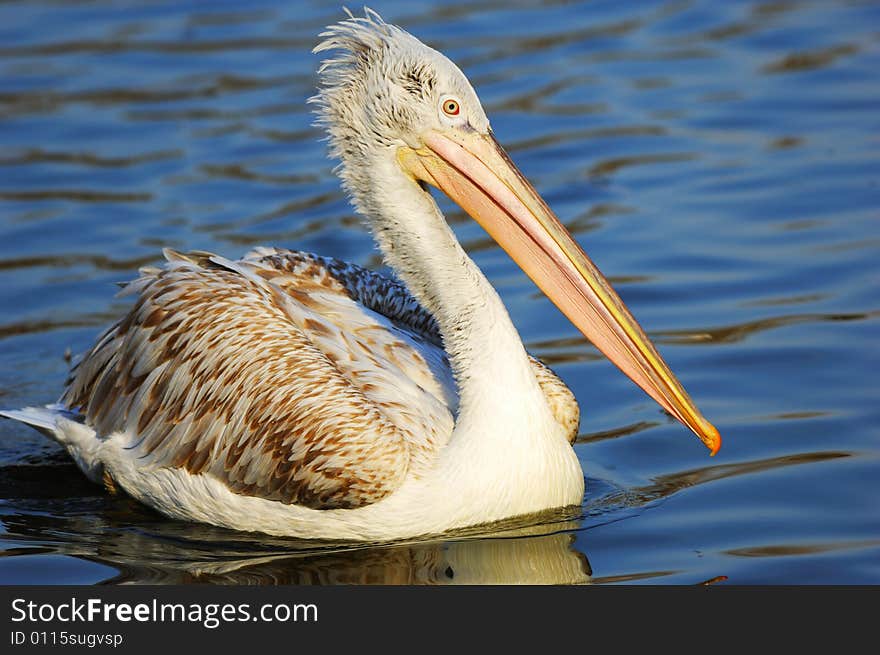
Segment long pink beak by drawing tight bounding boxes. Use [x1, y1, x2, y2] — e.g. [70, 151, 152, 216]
[398, 128, 720, 455]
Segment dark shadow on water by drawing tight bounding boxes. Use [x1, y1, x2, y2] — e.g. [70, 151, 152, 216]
[581, 450, 853, 527]
[762, 44, 860, 74]
[0, 148, 183, 169]
[654, 311, 879, 346]
[629, 450, 852, 504]
[725, 540, 880, 558]
[0, 312, 122, 341]
[0, 190, 152, 203]
[576, 420, 660, 445]
[524, 310, 879, 361]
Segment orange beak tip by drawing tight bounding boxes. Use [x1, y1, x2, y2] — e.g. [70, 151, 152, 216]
[704, 424, 722, 456]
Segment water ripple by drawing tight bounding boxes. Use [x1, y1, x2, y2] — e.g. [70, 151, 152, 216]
[0, 148, 182, 168]
[0, 190, 152, 203]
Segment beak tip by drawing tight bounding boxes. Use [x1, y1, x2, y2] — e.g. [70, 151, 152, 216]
[703, 423, 722, 456]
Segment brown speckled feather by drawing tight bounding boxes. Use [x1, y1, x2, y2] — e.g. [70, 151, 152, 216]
[62, 248, 578, 510]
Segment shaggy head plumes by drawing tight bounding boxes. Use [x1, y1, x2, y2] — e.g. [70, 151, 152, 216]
[310, 9, 489, 209]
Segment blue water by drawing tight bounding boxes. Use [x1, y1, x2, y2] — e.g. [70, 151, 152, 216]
[0, 0, 878, 584]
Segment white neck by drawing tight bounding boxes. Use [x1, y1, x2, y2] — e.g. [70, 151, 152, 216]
[352, 154, 555, 437]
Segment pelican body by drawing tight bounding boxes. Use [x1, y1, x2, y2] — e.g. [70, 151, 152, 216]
[1, 11, 719, 541]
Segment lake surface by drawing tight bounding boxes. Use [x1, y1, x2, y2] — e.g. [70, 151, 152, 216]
[0, 0, 877, 585]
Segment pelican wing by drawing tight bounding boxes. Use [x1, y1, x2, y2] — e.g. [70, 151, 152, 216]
[248, 247, 579, 442]
[62, 249, 455, 510]
[62, 247, 578, 511]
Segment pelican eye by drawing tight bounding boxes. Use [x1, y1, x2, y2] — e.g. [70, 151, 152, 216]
[442, 98, 460, 116]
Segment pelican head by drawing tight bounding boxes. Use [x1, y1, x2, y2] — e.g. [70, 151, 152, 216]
[312, 9, 720, 454]
[312, 8, 490, 208]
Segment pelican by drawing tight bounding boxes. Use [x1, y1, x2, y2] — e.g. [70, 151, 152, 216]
[1, 10, 720, 541]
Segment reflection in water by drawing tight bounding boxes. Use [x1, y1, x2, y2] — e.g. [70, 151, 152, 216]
[507, 126, 666, 154]
[525, 310, 878, 362]
[724, 540, 880, 559]
[630, 451, 852, 505]
[0, 253, 159, 272]
[1, 449, 845, 584]
[199, 192, 339, 232]
[92, 526, 591, 585]
[587, 152, 697, 179]
[525, 335, 603, 366]
[0, 479, 591, 584]
[0, 37, 316, 59]
[743, 293, 826, 308]
[0, 148, 182, 168]
[576, 420, 659, 446]
[584, 450, 853, 520]
[763, 44, 860, 74]
[126, 102, 304, 123]
[0, 313, 120, 341]
[0, 190, 152, 203]
[199, 163, 319, 186]
[767, 136, 805, 150]
[1, 459, 592, 585]
[762, 411, 830, 421]
[654, 311, 878, 346]
[589, 570, 677, 584]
